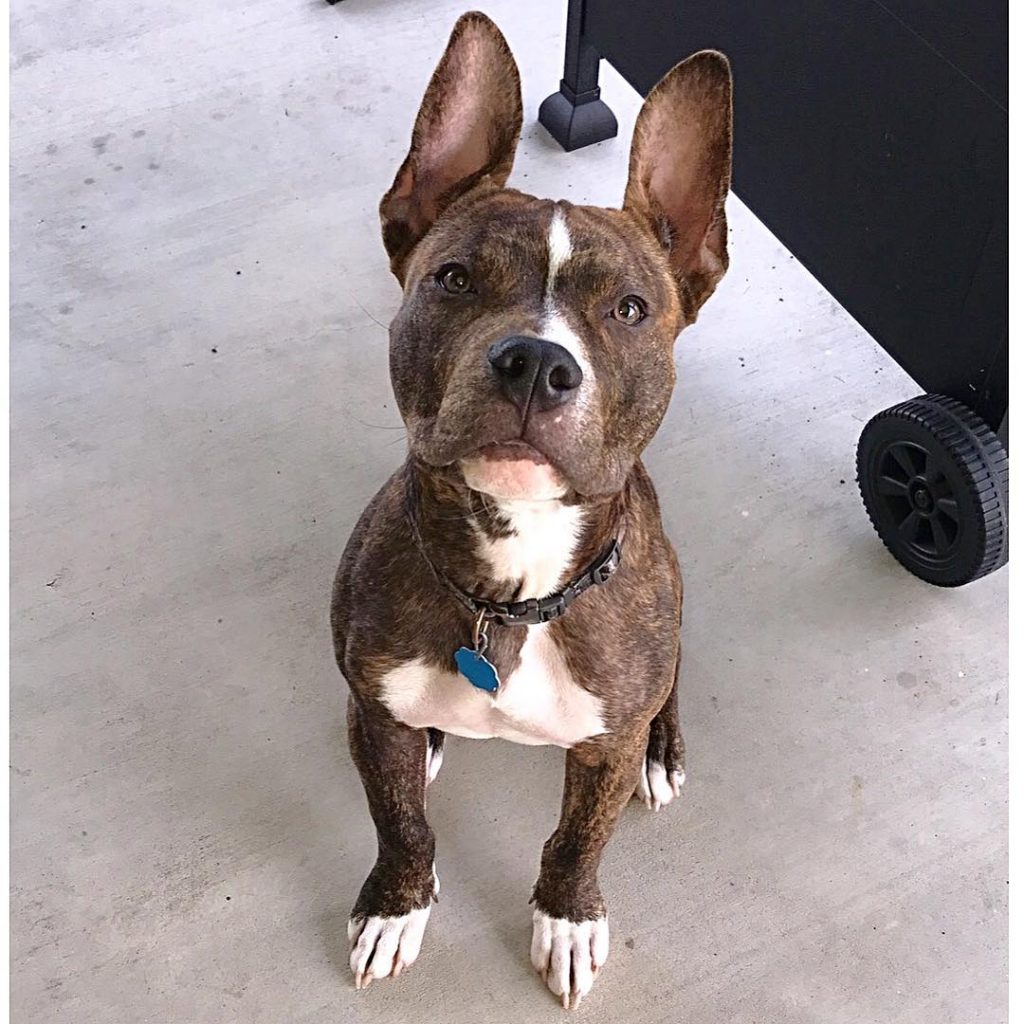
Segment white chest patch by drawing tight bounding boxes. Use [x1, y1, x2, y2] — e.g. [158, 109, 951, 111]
[378, 629, 605, 747]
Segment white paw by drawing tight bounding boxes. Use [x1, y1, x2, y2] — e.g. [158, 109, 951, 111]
[635, 759, 684, 811]
[530, 910, 609, 1009]
[425, 743, 443, 786]
[348, 905, 431, 989]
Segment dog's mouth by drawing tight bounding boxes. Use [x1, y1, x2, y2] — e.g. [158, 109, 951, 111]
[459, 441, 567, 501]
[475, 440, 551, 465]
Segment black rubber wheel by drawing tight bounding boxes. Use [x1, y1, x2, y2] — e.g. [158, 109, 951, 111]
[857, 394, 1008, 587]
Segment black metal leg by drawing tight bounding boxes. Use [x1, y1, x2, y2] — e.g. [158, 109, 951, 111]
[539, 0, 618, 151]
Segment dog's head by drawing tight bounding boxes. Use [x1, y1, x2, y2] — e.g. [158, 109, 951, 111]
[382, 12, 732, 502]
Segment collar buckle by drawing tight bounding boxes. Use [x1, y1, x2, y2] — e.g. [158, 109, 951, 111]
[538, 596, 567, 623]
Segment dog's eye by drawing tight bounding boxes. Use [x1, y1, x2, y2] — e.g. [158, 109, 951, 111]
[612, 295, 646, 325]
[436, 263, 473, 294]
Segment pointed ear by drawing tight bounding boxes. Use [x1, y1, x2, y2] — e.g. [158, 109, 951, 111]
[380, 12, 523, 280]
[624, 51, 733, 322]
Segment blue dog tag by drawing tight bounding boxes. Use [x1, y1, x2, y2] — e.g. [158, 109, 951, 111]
[454, 646, 500, 693]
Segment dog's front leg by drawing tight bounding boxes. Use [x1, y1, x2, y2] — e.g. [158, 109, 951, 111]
[530, 731, 647, 1008]
[346, 695, 438, 989]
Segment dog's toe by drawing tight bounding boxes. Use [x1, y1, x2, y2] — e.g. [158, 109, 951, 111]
[348, 905, 431, 987]
[531, 910, 609, 1009]
[635, 759, 685, 811]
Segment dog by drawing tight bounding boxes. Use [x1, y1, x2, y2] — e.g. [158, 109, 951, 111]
[331, 11, 732, 1009]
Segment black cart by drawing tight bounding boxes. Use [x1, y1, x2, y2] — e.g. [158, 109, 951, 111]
[541, 0, 1008, 587]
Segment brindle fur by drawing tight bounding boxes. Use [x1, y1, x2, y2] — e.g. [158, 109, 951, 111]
[331, 10, 732, 1000]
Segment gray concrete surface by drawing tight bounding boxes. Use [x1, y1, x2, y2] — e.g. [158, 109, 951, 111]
[10, 1, 1008, 1021]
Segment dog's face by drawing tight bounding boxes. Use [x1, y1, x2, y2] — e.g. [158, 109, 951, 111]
[381, 13, 732, 501]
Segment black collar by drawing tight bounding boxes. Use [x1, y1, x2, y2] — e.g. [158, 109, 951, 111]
[429, 537, 622, 626]
[405, 481, 623, 627]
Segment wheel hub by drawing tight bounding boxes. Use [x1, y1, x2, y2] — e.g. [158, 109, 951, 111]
[874, 440, 960, 562]
[910, 482, 934, 513]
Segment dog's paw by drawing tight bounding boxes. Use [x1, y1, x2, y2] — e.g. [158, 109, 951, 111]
[530, 910, 609, 1009]
[348, 864, 439, 988]
[635, 758, 684, 811]
[348, 904, 431, 989]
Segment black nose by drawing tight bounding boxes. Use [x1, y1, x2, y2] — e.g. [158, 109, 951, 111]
[487, 335, 583, 414]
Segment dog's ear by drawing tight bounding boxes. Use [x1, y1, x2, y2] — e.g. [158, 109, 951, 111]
[624, 51, 733, 323]
[380, 12, 523, 281]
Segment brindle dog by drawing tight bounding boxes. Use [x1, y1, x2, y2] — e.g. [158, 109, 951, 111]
[332, 11, 732, 1009]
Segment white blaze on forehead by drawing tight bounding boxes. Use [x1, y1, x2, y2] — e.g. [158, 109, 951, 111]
[543, 207, 593, 384]
[545, 207, 573, 297]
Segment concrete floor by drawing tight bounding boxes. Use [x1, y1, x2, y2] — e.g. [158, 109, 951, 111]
[10, 1, 1008, 1021]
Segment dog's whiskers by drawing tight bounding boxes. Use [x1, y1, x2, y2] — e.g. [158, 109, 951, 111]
[429, 508, 484, 523]
[349, 418, 406, 431]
